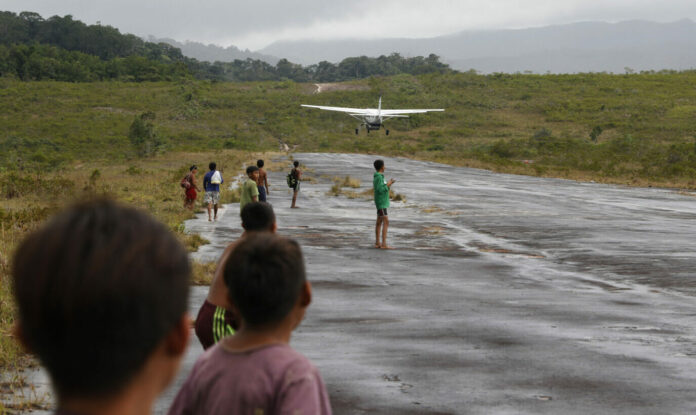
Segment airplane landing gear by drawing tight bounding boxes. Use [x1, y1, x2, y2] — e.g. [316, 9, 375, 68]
[355, 128, 359, 135]
[386, 129, 390, 135]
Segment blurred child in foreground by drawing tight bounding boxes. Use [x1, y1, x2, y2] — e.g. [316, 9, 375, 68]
[12, 199, 191, 415]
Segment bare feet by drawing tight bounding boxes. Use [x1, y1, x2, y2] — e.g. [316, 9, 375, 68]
[374, 242, 381, 248]
[208, 217, 212, 222]
[380, 245, 395, 250]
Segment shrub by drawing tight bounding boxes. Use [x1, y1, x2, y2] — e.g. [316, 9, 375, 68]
[128, 112, 164, 157]
[589, 126, 603, 143]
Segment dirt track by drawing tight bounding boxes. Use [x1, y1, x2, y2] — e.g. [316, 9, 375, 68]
[313, 82, 370, 94]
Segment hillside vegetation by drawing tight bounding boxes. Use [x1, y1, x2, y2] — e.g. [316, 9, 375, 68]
[2, 71, 696, 187]
[0, 11, 452, 83]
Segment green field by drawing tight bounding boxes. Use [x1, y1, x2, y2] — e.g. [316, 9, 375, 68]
[2, 72, 696, 187]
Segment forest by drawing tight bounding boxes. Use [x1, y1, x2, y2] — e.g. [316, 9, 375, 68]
[0, 11, 452, 82]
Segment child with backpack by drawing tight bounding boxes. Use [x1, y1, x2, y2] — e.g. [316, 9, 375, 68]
[288, 161, 302, 208]
[181, 165, 201, 210]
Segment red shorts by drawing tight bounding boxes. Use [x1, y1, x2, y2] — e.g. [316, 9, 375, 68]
[185, 187, 197, 201]
[194, 300, 238, 350]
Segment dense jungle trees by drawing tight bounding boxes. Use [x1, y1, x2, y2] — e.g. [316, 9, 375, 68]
[0, 11, 453, 83]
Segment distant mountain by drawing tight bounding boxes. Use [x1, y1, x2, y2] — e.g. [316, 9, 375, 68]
[257, 20, 696, 73]
[148, 36, 279, 64]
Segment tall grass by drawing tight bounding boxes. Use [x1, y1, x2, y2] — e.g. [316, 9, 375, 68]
[3, 73, 696, 187]
[0, 149, 267, 407]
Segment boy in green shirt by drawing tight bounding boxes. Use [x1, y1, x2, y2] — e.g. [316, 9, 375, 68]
[240, 166, 259, 212]
[373, 159, 395, 249]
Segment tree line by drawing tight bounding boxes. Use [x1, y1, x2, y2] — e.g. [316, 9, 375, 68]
[0, 11, 453, 82]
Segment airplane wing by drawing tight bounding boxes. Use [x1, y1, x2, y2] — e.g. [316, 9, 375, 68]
[301, 105, 372, 114]
[380, 109, 444, 115]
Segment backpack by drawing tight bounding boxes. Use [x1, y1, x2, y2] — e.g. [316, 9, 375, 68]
[180, 174, 191, 189]
[286, 169, 297, 188]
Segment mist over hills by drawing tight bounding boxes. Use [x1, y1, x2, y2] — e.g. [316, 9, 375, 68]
[256, 20, 696, 73]
[147, 36, 279, 64]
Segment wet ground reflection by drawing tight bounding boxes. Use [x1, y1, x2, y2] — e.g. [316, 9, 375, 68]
[155, 153, 696, 414]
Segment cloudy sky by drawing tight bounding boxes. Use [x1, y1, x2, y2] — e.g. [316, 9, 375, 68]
[2, 0, 696, 50]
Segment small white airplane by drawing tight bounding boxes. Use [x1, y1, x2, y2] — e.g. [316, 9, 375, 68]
[301, 97, 444, 135]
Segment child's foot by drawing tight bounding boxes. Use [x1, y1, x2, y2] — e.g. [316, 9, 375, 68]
[208, 217, 212, 222]
[374, 242, 381, 248]
[380, 245, 395, 250]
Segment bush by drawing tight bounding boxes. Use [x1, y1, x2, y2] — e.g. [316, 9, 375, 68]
[490, 140, 514, 158]
[128, 112, 164, 157]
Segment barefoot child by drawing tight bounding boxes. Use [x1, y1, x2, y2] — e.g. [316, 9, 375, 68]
[168, 234, 332, 415]
[194, 201, 277, 349]
[183, 165, 201, 210]
[256, 159, 269, 202]
[290, 160, 302, 208]
[203, 161, 223, 221]
[373, 159, 395, 249]
[12, 199, 191, 415]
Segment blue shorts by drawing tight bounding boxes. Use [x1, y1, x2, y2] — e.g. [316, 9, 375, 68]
[258, 185, 267, 202]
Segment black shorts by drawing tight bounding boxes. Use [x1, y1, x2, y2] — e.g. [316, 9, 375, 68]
[377, 208, 388, 217]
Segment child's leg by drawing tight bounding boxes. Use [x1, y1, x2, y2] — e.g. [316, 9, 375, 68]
[381, 216, 390, 248]
[207, 201, 212, 220]
[291, 190, 298, 208]
[375, 216, 383, 247]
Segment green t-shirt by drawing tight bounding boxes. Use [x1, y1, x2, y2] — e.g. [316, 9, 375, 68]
[240, 178, 259, 211]
[373, 172, 390, 209]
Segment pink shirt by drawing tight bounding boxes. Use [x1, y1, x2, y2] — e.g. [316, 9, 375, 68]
[168, 343, 332, 415]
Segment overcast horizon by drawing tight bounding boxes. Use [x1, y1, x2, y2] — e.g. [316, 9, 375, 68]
[2, 1, 696, 51]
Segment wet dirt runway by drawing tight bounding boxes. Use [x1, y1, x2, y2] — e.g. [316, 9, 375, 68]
[156, 153, 696, 414]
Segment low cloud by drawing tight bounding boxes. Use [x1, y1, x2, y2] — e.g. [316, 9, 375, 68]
[3, 0, 696, 50]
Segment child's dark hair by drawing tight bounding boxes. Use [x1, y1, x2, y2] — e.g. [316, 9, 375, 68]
[190, 165, 197, 171]
[374, 159, 384, 171]
[209, 162, 216, 171]
[12, 199, 190, 399]
[257, 159, 264, 168]
[246, 165, 259, 175]
[293, 161, 299, 167]
[241, 202, 276, 232]
[224, 234, 305, 328]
